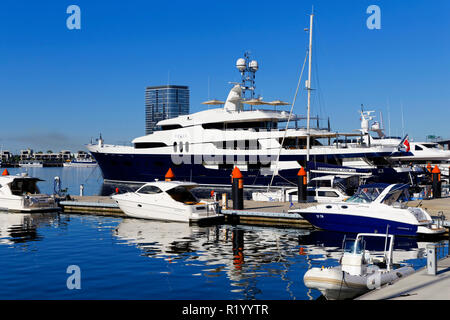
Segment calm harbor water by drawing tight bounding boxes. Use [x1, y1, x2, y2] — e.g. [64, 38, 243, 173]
[0, 167, 447, 300]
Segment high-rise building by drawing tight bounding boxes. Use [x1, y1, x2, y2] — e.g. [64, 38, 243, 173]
[145, 85, 190, 135]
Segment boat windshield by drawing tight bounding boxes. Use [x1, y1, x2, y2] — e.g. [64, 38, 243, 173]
[166, 186, 199, 204]
[345, 186, 385, 203]
[344, 240, 363, 254]
[137, 185, 163, 194]
[10, 179, 40, 196]
[382, 189, 410, 206]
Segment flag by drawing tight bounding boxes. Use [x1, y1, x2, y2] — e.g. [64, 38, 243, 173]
[403, 137, 410, 152]
[397, 135, 410, 152]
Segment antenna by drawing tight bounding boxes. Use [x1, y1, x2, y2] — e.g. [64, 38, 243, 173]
[401, 102, 405, 137]
[235, 51, 259, 108]
[305, 11, 314, 180]
[387, 98, 391, 137]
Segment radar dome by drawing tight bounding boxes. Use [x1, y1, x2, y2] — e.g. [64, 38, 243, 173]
[249, 60, 258, 71]
[236, 58, 246, 71]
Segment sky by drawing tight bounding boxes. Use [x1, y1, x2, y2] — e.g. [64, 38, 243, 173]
[0, 0, 449, 153]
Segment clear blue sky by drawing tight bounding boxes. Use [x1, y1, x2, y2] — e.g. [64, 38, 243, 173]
[1, 0, 449, 153]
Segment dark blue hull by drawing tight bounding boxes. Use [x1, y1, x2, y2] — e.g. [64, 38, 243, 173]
[299, 212, 418, 236]
[90, 151, 399, 186]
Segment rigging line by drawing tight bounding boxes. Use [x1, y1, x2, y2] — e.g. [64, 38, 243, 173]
[267, 50, 309, 191]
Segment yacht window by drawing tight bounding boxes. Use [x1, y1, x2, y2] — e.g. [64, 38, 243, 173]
[161, 124, 183, 131]
[10, 179, 40, 195]
[137, 185, 163, 194]
[422, 143, 438, 149]
[166, 186, 198, 204]
[185, 141, 189, 152]
[179, 142, 183, 152]
[313, 180, 332, 188]
[318, 191, 339, 197]
[134, 142, 167, 149]
[173, 142, 178, 152]
[415, 145, 423, 151]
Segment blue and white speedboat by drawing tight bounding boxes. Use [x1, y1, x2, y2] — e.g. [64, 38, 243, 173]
[290, 183, 446, 236]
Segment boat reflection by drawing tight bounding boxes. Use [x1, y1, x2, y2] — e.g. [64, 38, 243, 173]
[0, 211, 59, 245]
[113, 219, 311, 299]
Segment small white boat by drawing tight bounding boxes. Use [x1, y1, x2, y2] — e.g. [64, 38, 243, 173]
[290, 183, 446, 236]
[112, 181, 223, 223]
[0, 172, 59, 212]
[63, 159, 98, 167]
[18, 160, 43, 168]
[303, 233, 415, 300]
[252, 175, 355, 203]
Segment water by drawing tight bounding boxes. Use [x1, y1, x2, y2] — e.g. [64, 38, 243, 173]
[3, 166, 104, 196]
[0, 167, 446, 299]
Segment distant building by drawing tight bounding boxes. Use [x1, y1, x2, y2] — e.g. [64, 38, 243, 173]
[145, 85, 189, 135]
[0, 151, 11, 162]
[20, 149, 34, 161]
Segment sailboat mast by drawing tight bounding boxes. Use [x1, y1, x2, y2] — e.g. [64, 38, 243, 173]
[306, 11, 314, 174]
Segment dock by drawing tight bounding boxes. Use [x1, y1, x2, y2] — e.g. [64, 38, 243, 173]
[58, 195, 314, 225]
[59, 196, 125, 217]
[57, 195, 450, 229]
[357, 255, 450, 300]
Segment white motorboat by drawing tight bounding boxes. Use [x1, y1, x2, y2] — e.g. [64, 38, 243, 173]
[112, 181, 223, 223]
[18, 160, 43, 168]
[63, 151, 98, 167]
[252, 175, 356, 203]
[303, 233, 415, 300]
[290, 183, 446, 236]
[63, 158, 98, 167]
[0, 172, 59, 212]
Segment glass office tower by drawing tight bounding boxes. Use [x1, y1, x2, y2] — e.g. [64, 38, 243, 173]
[145, 85, 190, 134]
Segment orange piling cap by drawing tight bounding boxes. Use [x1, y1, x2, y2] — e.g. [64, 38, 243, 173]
[432, 165, 441, 174]
[231, 166, 243, 179]
[297, 167, 306, 176]
[165, 168, 175, 179]
[1, 169, 9, 176]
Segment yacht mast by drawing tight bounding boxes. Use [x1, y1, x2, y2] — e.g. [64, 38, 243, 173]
[305, 11, 314, 178]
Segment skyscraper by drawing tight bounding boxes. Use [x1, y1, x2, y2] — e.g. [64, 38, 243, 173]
[145, 85, 190, 135]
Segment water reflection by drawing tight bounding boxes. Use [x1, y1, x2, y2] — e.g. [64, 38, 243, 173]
[0, 208, 441, 300]
[0, 212, 59, 245]
[113, 219, 312, 299]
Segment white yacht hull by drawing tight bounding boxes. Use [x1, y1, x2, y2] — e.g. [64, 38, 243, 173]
[113, 193, 222, 223]
[0, 195, 59, 212]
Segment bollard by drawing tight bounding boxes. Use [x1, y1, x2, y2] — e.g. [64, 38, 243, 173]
[79, 184, 84, 197]
[231, 166, 244, 210]
[432, 165, 441, 199]
[297, 167, 307, 203]
[427, 244, 437, 276]
[165, 168, 175, 181]
[221, 193, 228, 210]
